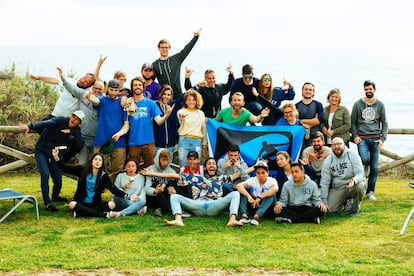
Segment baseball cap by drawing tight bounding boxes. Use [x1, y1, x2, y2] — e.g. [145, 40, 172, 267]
[254, 161, 269, 171]
[187, 151, 199, 158]
[71, 110, 85, 124]
[142, 62, 153, 70]
[108, 79, 120, 88]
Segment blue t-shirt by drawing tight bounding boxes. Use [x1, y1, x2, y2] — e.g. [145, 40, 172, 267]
[94, 96, 127, 148]
[128, 98, 162, 146]
[83, 174, 97, 204]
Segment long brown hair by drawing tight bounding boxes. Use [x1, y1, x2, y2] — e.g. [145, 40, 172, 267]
[258, 73, 274, 100]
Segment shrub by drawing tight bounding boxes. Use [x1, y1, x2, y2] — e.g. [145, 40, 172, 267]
[0, 64, 57, 165]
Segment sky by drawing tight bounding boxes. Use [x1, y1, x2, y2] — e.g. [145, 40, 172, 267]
[0, 0, 414, 49]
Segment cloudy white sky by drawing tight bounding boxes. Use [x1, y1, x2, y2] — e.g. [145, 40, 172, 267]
[0, 0, 413, 49]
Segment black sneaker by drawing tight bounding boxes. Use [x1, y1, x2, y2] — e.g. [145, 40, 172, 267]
[409, 183, 414, 189]
[314, 217, 321, 224]
[52, 196, 69, 202]
[46, 204, 59, 212]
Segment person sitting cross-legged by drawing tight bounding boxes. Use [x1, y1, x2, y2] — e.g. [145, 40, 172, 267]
[163, 157, 244, 227]
[274, 162, 327, 224]
[236, 161, 278, 226]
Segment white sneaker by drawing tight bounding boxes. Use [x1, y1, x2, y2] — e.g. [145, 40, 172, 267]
[250, 219, 259, 226]
[109, 211, 121, 218]
[137, 206, 147, 215]
[367, 191, 377, 201]
[181, 211, 192, 218]
[239, 217, 250, 224]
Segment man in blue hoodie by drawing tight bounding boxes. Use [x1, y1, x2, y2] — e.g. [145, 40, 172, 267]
[152, 29, 201, 99]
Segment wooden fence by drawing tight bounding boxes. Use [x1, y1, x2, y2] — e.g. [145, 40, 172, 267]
[1, 126, 414, 174]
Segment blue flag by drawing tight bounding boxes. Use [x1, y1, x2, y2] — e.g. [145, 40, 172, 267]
[206, 119, 305, 167]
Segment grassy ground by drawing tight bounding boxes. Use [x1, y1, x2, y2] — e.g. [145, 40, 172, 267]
[0, 172, 413, 275]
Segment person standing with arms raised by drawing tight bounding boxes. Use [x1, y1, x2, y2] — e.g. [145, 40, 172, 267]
[152, 29, 201, 99]
[351, 80, 388, 201]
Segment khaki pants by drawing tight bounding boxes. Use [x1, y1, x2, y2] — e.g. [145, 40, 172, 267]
[328, 181, 366, 213]
[93, 146, 126, 183]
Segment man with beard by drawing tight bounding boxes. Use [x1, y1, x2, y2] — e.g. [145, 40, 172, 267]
[116, 77, 172, 170]
[215, 92, 269, 126]
[320, 137, 365, 215]
[300, 131, 331, 186]
[30, 69, 95, 118]
[163, 157, 244, 227]
[184, 65, 234, 118]
[141, 62, 161, 100]
[351, 80, 388, 201]
[295, 82, 324, 146]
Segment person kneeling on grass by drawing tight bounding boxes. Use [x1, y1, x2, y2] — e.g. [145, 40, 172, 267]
[52, 148, 130, 218]
[236, 161, 278, 226]
[274, 162, 328, 224]
[163, 157, 243, 227]
[109, 158, 147, 218]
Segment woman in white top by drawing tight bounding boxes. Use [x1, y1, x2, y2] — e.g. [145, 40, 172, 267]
[177, 89, 207, 167]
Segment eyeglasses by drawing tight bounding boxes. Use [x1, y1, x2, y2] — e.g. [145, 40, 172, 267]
[331, 143, 343, 147]
[283, 110, 293, 114]
[262, 77, 272, 82]
[159, 46, 170, 49]
[93, 87, 103, 91]
[242, 76, 252, 80]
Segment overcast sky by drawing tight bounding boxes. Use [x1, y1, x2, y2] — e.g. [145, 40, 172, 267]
[1, 0, 413, 49]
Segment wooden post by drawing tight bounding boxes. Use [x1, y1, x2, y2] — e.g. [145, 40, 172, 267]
[380, 148, 414, 170]
[379, 152, 414, 172]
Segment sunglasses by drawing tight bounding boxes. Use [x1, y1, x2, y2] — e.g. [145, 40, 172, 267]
[262, 77, 272, 82]
[242, 76, 253, 80]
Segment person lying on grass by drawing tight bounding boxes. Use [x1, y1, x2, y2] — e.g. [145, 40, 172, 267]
[52, 147, 129, 218]
[163, 157, 243, 227]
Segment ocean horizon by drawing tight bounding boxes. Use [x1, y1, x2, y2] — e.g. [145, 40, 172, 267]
[1, 46, 413, 159]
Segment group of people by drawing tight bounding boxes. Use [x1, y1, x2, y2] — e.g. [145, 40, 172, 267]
[18, 29, 388, 227]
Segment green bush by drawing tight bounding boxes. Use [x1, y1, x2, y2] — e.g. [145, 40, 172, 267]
[0, 64, 57, 164]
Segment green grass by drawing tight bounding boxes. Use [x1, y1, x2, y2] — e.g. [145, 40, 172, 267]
[1, 172, 414, 275]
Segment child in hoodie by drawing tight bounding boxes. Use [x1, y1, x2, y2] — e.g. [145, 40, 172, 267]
[274, 162, 327, 224]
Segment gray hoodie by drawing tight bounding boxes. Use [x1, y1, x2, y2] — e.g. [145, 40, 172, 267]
[320, 147, 364, 204]
[277, 175, 320, 208]
[145, 148, 176, 196]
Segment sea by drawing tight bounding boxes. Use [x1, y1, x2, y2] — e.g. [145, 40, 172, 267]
[1, 46, 413, 160]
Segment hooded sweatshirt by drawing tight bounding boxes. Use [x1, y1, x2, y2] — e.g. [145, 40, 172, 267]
[145, 148, 177, 196]
[320, 147, 364, 204]
[277, 174, 320, 208]
[152, 36, 199, 99]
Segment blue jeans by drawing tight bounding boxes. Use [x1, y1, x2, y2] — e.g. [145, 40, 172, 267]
[170, 191, 240, 216]
[35, 149, 62, 206]
[357, 137, 379, 193]
[113, 196, 146, 216]
[245, 101, 262, 116]
[178, 136, 202, 167]
[240, 194, 274, 218]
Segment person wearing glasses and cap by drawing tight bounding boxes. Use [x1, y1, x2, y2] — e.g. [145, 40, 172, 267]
[236, 161, 278, 226]
[19, 110, 85, 212]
